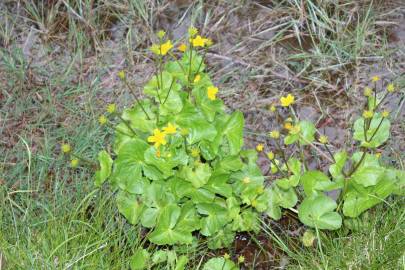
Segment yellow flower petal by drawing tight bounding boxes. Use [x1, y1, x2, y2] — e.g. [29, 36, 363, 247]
[162, 123, 177, 134]
[207, 86, 218, 100]
[256, 144, 264, 152]
[193, 74, 201, 83]
[280, 94, 295, 107]
[178, 43, 187, 52]
[362, 110, 374, 119]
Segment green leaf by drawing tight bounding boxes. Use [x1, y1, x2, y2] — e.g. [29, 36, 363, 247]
[116, 191, 144, 225]
[176, 103, 218, 144]
[284, 133, 299, 145]
[343, 175, 395, 218]
[94, 150, 113, 187]
[143, 71, 182, 102]
[207, 225, 235, 249]
[301, 170, 341, 196]
[298, 194, 342, 230]
[203, 257, 239, 270]
[121, 101, 155, 133]
[284, 121, 316, 145]
[353, 114, 390, 148]
[160, 90, 184, 115]
[180, 162, 212, 188]
[176, 202, 201, 232]
[223, 111, 244, 155]
[130, 248, 149, 270]
[205, 174, 233, 198]
[144, 147, 180, 178]
[197, 203, 228, 236]
[329, 151, 347, 179]
[148, 204, 193, 245]
[302, 230, 316, 247]
[276, 175, 300, 190]
[217, 155, 243, 172]
[152, 250, 168, 264]
[174, 256, 189, 270]
[288, 158, 302, 175]
[299, 120, 316, 145]
[351, 165, 384, 187]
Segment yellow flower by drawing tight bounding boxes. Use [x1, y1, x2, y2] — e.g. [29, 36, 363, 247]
[98, 115, 107, 125]
[188, 26, 198, 37]
[269, 105, 276, 112]
[238, 255, 245, 263]
[147, 129, 167, 148]
[223, 253, 230, 260]
[191, 148, 200, 157]
[269, 130, 280, 139]
[207, 86, 218, 100]
[363, 110, 374, 119]
[178, 43, 187, 52]
[117, 70, 125, 80]
[193, 74, 201, 83]
[284, 122, 293, 130]
[267, 151, 275, 160]
[205, 38, 213, 47]
[191, 35, 206, 47]
[70, 158, 79, 168]
[363, 87, 372, 97]
[256, 143, 264, 152]
[382, 110, 390, 118]
[371, 75, 380, 82]
[242, 177, 251, 184]
[319, 135, 328, 144]
[375, 152, 382, 159]
[150, 44, 160, 55]
[162, 122, 177, 134]
[157, 30, 166, 39]
[280, 94, 295, 107]
[61, 143, 71, 154]
[386, 83, 395, 93]
[289, 125, 301, 135]
[107, 103, 116, 114]
[159, 40, 173, 55]
[251, 199, 257, 207]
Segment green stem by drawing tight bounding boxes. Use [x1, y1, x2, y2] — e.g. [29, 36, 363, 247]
[274, 139, 291, 172]
[123, 79, 151, 120]
[348, 150, 367, 177]
[187, 47, 193, 87]
[298, 141, 308, 171]
[168, 52, 186, 74]
[367, 117, 384, 142]
[163, 77, 175, 105]
[116, 114, 137, 136]
[324, 144, 336, 163]
[195, 47, 208, 75]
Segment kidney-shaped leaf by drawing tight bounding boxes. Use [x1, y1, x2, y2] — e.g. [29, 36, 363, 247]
[298, 194, 342, 230]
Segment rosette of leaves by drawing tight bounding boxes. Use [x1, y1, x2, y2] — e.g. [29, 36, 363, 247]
[94, 49, 268, 249]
